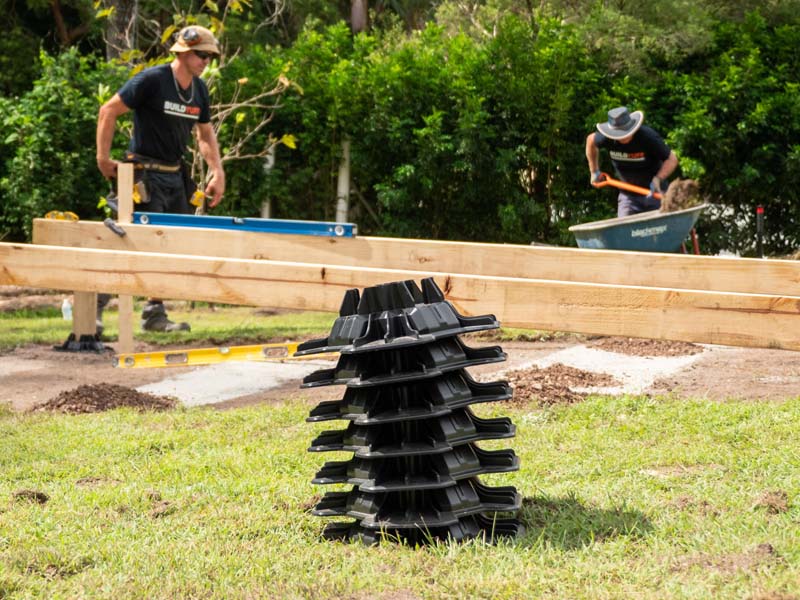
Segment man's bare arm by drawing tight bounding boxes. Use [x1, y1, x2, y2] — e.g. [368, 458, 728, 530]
[196, 122, 225, 207]
[96, 94, 130, 178]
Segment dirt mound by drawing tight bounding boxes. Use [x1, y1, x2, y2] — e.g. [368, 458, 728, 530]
[590, 337, 703, 357]
[0, 285, 63, 313]
[506, 363, 619, 406]
[35, 383, 177, 414]
[661, 178, 701, 212]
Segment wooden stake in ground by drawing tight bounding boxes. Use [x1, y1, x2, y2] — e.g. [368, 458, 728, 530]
[116, 163, 134, 354]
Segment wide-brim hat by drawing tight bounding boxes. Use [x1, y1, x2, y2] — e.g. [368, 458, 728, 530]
[169, 26, 220, 55]
[596, 107, 644, 140]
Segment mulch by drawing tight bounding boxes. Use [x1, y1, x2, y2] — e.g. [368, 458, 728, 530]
[34, 383, 177, 414]
[589, 337, 703, 357]
[505, 363, 620, 407]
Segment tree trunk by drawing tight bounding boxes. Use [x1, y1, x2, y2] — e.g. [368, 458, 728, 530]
[104, 0, 138, 61]
[336, 138, 351, 223]
[50, 0, 91, 46]
[351, 0, 368, 33]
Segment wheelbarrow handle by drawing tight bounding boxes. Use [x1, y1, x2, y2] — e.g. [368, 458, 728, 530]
[592, 172, 663, 200]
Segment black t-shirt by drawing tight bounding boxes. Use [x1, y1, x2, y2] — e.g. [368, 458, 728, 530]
[118, 64, 211, 164]
[594, 125, 671, 188]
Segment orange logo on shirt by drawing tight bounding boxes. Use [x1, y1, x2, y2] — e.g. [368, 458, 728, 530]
[610, 150, 646, 162]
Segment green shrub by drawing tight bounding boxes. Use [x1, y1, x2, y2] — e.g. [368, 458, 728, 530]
[0, 49, 125, 241]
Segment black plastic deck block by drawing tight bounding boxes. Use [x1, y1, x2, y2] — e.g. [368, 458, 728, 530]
[306, 372, 511, 425]
[312, 445, 519, 492]
[303, 278, 524, 545]
[54, 333, 107, 353]
[308, 409, 515, 457]
[322, 514, 523, 546]
[313, 479, 521, 528]
[295, 277, 499, 356]
[301, 337, 506, 388]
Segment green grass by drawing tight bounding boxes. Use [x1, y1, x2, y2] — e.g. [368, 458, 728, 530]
[1, 396, 799, 599]
[0, 303, 336, 351]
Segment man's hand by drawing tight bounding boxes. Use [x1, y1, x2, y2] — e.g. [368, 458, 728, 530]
[97, 157, 119, 179]
[204, 171, 225, 208]
[648, 176, 662, 199]
[590, 170, 607, 187]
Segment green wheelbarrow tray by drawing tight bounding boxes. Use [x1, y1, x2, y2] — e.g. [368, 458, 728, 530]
[568, 204, 708, 253]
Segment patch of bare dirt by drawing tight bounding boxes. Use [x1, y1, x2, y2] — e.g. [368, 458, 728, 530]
[649, 346, 800, 401]
[505, 363, 619, 406]
[753, 490, 790, 514]
[34, 383, 176, 414]
[75, 476, 121, 487]
[590, 337, 703, 357]
[672, 495, 720, 517]
[12, 489, 49, 504]
[0, 286, 62, 312]
[672, 543, 781, 574]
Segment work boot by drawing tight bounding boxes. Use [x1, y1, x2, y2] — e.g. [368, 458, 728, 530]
[96, 293, 112, 336]
[141, 302, 191, 332]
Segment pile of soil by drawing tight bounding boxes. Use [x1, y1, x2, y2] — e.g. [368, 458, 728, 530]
[505, 363, 619, 406]
[35, 383, 177, 414]
[661, 178, 701, 213]
[590, 337, 703, 357]
[0, 286, 62, 313]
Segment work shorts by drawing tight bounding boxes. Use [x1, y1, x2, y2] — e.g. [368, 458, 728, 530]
[140, 170, 193, 215]
[617, 191, 662, 218]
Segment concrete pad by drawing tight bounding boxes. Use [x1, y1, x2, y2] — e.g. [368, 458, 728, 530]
[136, 360, 328, 407]
[495, 344, 713, 395]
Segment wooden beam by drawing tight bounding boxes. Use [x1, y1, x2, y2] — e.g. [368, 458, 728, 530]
[2, 242, 800, 351]
[33, 219, 800, 298]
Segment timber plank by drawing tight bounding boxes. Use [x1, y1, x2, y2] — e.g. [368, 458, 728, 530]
[2, 242, 800, 351]
[32, 219, 800, 297]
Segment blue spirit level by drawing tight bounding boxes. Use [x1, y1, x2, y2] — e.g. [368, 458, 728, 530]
[132, 212, 357, 238]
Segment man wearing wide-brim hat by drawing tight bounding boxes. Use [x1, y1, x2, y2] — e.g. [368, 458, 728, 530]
[585, 106, 678, 217]
[95, 25, 225, 332]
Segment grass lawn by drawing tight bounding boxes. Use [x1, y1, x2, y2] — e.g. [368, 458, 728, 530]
[0, 303, 337, 352]
[1, 395, 799, 599]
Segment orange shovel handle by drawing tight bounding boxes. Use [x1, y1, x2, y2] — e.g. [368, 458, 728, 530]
[592, 172, 662, 200]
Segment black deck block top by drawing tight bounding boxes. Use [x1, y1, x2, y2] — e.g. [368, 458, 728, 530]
[295, 277, 499, 356]
[304, 278, 523, 545]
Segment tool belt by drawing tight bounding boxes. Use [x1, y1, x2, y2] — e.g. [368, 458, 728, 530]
[124, 152, 181, 173]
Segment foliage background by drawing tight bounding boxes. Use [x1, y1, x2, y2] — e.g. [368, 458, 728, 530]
[1, 1, 798, 256]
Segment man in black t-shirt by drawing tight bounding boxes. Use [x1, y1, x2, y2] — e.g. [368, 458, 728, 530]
[96, 26, 225, 332]
[585, 106, 678, 217]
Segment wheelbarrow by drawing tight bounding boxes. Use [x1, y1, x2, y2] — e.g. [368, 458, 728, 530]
[569, 173, 706, 253]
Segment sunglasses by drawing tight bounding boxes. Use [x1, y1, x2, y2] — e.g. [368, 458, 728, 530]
[194, 50, 214, 60]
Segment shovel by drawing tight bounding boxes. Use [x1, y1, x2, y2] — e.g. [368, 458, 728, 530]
[591, 172, 662, 200]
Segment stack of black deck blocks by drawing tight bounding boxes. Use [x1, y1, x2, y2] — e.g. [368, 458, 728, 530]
[297, 278, 524, 545]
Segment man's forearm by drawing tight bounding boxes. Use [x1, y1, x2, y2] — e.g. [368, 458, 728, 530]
[585, 134, 600, 173]
[197, 127, 223, 175]
[96, 108, 116, 162]
[656, 151, 679, 180]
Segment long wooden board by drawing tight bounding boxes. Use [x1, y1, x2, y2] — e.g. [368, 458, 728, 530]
[3, 242, 800, 351]
[32, 219, 800, 297]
